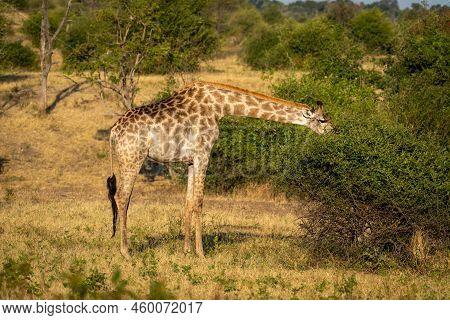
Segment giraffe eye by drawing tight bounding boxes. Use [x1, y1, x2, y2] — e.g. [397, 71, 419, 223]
[318, 119, 327, 123]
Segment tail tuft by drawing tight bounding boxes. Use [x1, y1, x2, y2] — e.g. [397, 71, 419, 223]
[107, 174, 118, 237]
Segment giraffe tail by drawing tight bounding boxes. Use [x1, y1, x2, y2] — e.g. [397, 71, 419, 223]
[107, 134, 118, 238]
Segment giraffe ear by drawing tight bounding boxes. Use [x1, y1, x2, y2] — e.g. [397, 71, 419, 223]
[316, 101, 324, 114]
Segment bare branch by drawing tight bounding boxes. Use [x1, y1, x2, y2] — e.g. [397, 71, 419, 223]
[51, 0, 72, 43]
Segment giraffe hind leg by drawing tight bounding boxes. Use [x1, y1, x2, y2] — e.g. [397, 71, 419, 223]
[116, 156, 145, 259]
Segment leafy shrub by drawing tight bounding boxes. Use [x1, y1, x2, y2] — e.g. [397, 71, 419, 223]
[386, 10, 449, 139]
[326, 0, 361, 27]
[2, 0, 28, 10]
[350, 8, 394, 52]
[261, 3, 285, 25]
[227, 6, 265, 42]
[21, 10, 62, 47]
[140, 0, 218, 74]
[62, 0, 218, 74]
[0, 41, 38, 70]
[289, 17, 363, 79]
[243, 22, 293, 70]
[0, 13, 11, 42]
[0, 256, 41, 299]
[243, 17, 363, 79]
[273, 76, 448, 267]
[208, 75, 448, 268]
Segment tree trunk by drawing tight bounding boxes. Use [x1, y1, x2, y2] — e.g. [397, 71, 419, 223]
[39, 0, 50, 114]
[40, 70, 48, 113]
[39, 0, 72, 115]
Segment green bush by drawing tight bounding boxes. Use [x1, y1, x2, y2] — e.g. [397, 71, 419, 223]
[62, 0, 218, 74]
[208, 75, 448, 268]
[289, 17, 363, 79]
[21, 10, 63, 48]
[0, 13, 11, 42]
[0, 41, 38, 70]
[2, 0, 28, 10]
[243, 17, 363, 79]
[227, 6, 265, 42]
[386, 10, 449, 139]
[274, 77, 448, 267]
[140, 0, 218, 74]
[261, 3, 285, 25]
[350, 8, 394, 52]
[243, 22, 293, 70]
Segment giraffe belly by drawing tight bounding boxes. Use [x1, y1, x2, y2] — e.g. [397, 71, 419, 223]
[146, 131, 197, 163]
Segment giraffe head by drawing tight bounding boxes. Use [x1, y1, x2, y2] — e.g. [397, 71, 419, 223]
[301, 101, 332, 135]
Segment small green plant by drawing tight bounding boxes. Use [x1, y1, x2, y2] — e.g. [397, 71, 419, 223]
[181, 265, 204, 285]
[214, 272, 237, 293]
[63, 260, 135, 299]
[96, 151, 107, 160]
[0, 255, 41, 299]
[147, 281, 175, 299]
[334, 275, 358, 299]
[139, 250, 158, 279]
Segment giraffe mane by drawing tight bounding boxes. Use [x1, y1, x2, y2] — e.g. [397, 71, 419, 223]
[193, 80, 310, 110]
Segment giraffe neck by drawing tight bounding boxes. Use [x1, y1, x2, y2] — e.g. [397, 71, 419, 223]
[198, 81, 312, 126]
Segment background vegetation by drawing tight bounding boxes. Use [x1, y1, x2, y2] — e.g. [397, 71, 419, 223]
[0, 0, 448, 299]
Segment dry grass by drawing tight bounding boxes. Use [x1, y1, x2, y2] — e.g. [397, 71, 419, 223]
[0, 56, 448, 299]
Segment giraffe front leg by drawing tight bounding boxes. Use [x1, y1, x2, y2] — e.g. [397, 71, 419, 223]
[192, 157, 208, 258]
[183, 164, 194, 253]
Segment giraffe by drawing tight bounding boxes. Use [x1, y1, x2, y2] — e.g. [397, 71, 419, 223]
[107, 80, 332, 258]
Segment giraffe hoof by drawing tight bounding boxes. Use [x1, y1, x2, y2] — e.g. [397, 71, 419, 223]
[120, 248, 131, 260]
[183, 245, 192, 254]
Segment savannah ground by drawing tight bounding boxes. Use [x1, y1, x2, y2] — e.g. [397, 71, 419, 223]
[0, 56, 448, 299]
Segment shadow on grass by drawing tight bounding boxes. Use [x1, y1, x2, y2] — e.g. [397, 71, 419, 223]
[0, 74, 28, 83]
[46, 80, 90, 113]
[131, 230, 299, 255]
[0, 156, 9, 174]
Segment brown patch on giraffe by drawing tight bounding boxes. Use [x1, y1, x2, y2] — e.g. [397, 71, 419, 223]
[234, 104, 245, 115]
[222, 104, 232, 115]
[172, 125, 183, 136]
[195, 88, 205, 102]
[213, 103, 223, 116]
[186, 101, 198, 113]
[202, 95, 212, 104]
[187, 87, 196, 97]
[154, 112, 164, 123]
[246, 96, 258, 106]
[190, 114, 199, 123]
[261, 103, 274, 112]
[227, 92, 241, 104]
[198, 105, 208, 116]
[212, 91, 225, 103]
[248, 107, 259, 117]
[261, 112, 273, 119]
